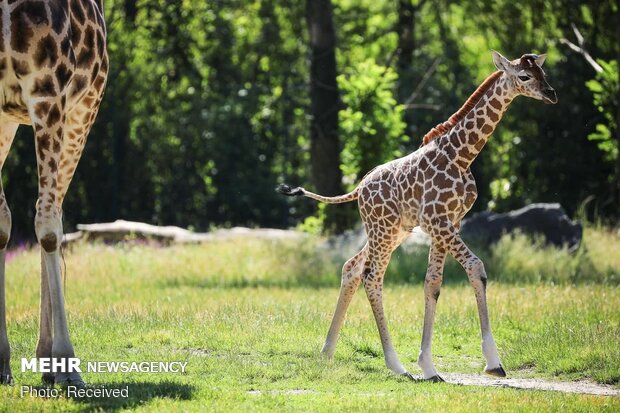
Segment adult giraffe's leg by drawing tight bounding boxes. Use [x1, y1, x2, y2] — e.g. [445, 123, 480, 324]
[0, 120, 18, 385]
[321, 243, 368, 358]
[33, 82, 104, 385]
[55, 88, 105, 208]
[417, 243, 447, 381]
[443, 222, 505, 376]
[36, 252, 53, 384]
[362, 239, 409, 376]
[29, 95, 84, 386]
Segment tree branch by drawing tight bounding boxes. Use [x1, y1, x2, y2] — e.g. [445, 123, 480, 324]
[404, 57, 442, 105]
[559, 23, 603, 73]
[404, 103, 440, 110]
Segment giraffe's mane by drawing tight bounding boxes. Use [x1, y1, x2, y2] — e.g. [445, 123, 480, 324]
[421, 70, 503, 146]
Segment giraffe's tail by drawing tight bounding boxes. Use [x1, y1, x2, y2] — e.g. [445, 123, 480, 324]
[276, 183, 359, 204]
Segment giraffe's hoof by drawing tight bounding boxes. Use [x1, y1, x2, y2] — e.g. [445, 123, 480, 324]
[485, 365, 507, 377]
[426, 374, 445, 383]
[401, 372, 417, 381]
[41, 372, 55, 385]
[55, 371, 85, 389]
[0, 373, 13, 385]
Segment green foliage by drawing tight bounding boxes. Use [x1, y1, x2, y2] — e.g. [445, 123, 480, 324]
[338, 59, 408, 183]
[297, 203, 328, 236]
[2, 0, 619, 240]
[586, 60, 619, 162]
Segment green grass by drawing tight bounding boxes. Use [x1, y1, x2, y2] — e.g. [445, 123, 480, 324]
[386, 227, 620, 285]
[0, 228, 618, 411]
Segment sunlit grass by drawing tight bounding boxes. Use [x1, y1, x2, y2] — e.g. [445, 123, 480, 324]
[0, 227, 618, 411]
[386, 226, 620, 285]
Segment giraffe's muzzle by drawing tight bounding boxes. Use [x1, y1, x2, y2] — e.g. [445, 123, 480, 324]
[542, 87, 558, 104]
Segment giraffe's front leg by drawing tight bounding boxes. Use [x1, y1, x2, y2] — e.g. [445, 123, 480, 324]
[444, 224, 505, 377]
[0, 203, 12, 385]
[36, 251, 54, 384]
[0, 248, 12, 385]
[0, 120, 18, 385]
[362, 246, 409, 377]
[30, 99, 84, 387]
[417, 243, 447, 382]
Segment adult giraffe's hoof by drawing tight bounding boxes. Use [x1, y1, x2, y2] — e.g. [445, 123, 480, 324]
[55, 371, 85, 389]
[0, 372, 13, 385]
[41, 372, 55, 384]
[426, 374, 445, 383]
[485, 365, 507, 377]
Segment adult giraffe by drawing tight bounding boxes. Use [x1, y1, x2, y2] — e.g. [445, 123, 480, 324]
[0, 0, 108, 386]
[278, 52, 557, 381]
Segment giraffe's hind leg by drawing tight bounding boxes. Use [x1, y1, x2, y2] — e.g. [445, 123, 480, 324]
[0, 119, 18, 385]
[321, 243, 368, 358]
[362, 227, 411, 377]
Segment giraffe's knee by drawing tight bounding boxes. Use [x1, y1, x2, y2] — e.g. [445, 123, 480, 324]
[341, 268, 362, 290]
[39, 233, 58, 253]
[466, 256, 485, 275]
[34, 211, 62, 253]
[0, 232, 8, 250]
[0, 204, 11, 250]
[424, 276, 443, 301]
[466, 257, 487, 288]
[341, 255, 364, 286]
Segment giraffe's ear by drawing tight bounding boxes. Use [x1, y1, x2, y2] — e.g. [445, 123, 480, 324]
[492, 50, 511, 72]
[535, 54, 547, 67]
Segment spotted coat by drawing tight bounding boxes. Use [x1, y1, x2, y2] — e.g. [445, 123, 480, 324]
[278, 51, 557, 381]
[0, 0, 108, 386]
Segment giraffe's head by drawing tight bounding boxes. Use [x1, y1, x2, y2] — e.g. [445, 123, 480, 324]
[492, 51, 558, 104]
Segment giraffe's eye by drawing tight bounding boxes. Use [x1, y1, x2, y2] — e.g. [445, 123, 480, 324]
[518, 74, 531, 81]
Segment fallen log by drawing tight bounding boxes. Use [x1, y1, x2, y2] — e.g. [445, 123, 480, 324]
[63, 220, 305, 245]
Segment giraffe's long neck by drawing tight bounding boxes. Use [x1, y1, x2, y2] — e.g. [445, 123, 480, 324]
[448, 75, 515, 170]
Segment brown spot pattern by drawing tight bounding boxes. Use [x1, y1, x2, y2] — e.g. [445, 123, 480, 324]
[280, 53, 555, 380]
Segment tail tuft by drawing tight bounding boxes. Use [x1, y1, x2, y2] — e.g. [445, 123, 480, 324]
[276, 183, 304, 197]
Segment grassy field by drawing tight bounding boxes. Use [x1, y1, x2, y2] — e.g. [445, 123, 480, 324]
[0, 227, 618, 411]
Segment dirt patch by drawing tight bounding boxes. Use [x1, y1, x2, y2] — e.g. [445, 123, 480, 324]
[247, 376, 619, 397]
[442, 373, 619, 396]
[248, 389, 317, 396]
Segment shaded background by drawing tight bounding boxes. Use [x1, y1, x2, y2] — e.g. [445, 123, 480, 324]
[4, 0, 619, 241]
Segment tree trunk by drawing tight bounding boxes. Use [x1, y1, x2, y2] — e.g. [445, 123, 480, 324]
[124, 0, 137, 24]
[397, 0, 416, 135]
[306, 0, 347, 232]
[615, 44, 620, 214]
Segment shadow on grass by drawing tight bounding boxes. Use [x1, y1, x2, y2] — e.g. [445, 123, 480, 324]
[57, 380, 194, 412]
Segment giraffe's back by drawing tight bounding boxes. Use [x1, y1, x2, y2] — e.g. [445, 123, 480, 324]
[0, 0, 107, 125]
[357, 141, 471, 234]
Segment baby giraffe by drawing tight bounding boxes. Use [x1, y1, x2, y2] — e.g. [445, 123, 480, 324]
[278, 51, 557, 381]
